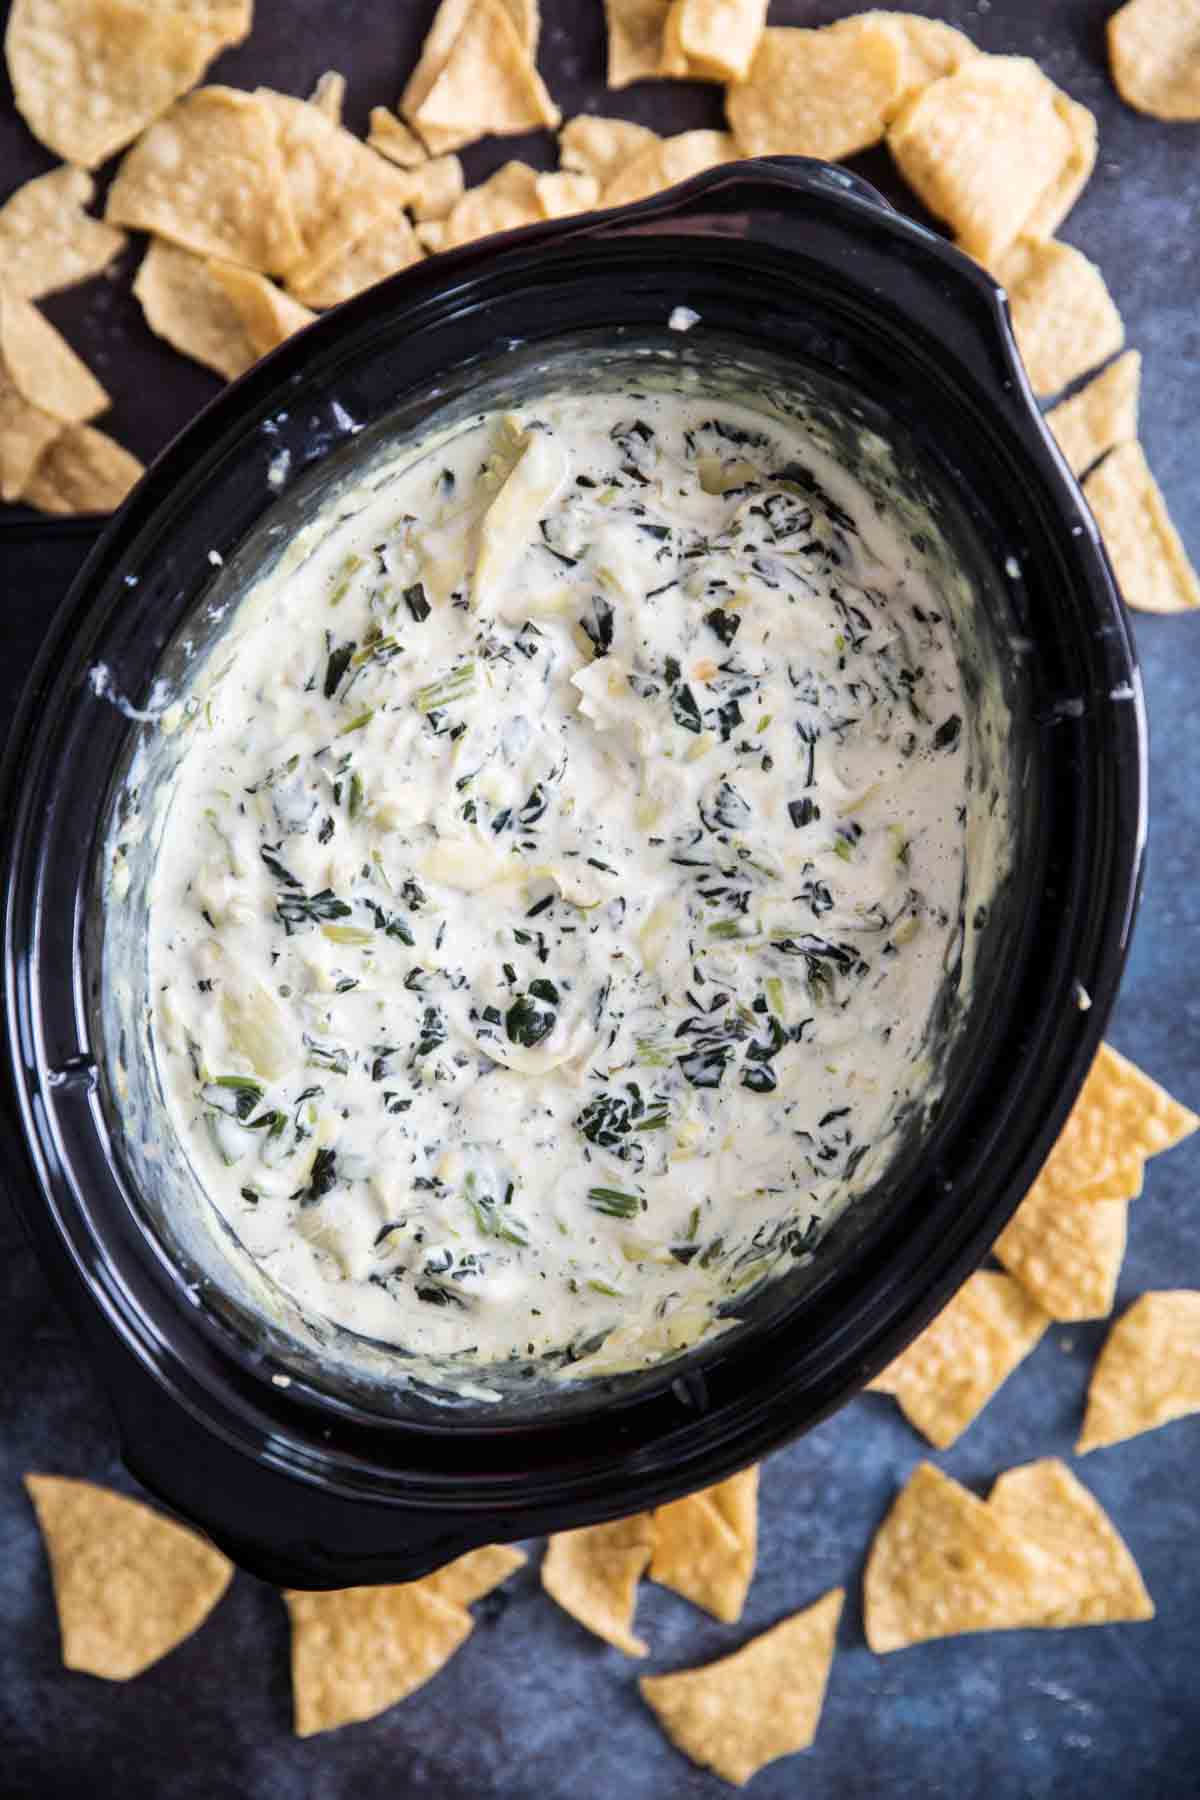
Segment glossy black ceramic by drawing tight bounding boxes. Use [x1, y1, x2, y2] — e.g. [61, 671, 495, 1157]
[0, 160, 1144, 1586]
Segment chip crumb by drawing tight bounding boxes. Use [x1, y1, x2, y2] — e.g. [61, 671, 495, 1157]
[1084, 440, 1200, 614]
[669, 304, 700, 332]
[1108, 0, 1200, 121]
[22, 424, 143, 515]
[541, 1513, 655, 1656]
[604, 0, 673, 88]
[308, 70, 346, 125]
[727, 20, 903, 162]
[868, 1269, 1050, 1450]
[991, 236, 1124, 398]
[989, 1458, 1154, 1625]
[284, 1583, 472, 1735]
[0, 167, 126, 303]
[888, 56, 1094, 264]
[863, 1462, 1071, 1652]
[639, 1588, 843, 1786]
[1078, 1290, 1200, 1452]
[1047, 351, 1141, 476]
[24, 1475, 232, 1680]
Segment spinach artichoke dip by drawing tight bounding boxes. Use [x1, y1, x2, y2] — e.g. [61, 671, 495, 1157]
[140, 389, 980, 1380]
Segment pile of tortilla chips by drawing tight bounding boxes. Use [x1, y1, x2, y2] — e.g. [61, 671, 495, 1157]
[1, 0, 1197, 610]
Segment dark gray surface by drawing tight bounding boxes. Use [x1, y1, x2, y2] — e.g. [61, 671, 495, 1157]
[2, 3, 1199, 1796]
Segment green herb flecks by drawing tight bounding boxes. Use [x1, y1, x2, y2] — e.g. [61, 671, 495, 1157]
[587, 1187, 642, 1218]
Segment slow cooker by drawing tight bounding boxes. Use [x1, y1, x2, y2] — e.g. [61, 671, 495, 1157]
[0, 159, 1145, 1588]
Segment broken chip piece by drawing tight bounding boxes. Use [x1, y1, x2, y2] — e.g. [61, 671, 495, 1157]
[209, 260, 315, 357]
[284, 1583, 472, 1735]
[559, 115, 660, 192]
[0, 286, 108, 426]
[888, 56, 1094, 265]
[1084, 441, 1200, 614]
[0, 366, 63, 502]
[5, 0, 253, 170]
[134, 238, 264, 380]
[440, 160, 544, 249]
[420, 1543, 527, 1609]
[287, 214, 424, 309]
[22, 424, 144, 515]
[991, 236, 1125, 398]
[535, 170, 600, 219]
[406, 0, 560, 156]
[1108, 0, 1200, 121]
[106, 86, 304, 277]
[1078, 1290, 1200, 1452]
[24, 1474, 232, 1679]
[367, 105, 430, 169]
[541, 1513, 655, 1656]
[1047, 350, 1141, 477]
[863, 1461, 1068, 1653]
[639, 1588, 843, 1787]
[988, 1458, 1153, 1625]
[659, 0, 769, 84]
[604, 0, 673, 87]
[868, 1270, 1049, 1450]
[601, 128, 736, 207]
[0, 167, 126, 303]
[866, 11, 978, 109]
[727, 20, 903, 161]
[650, 1466, 758, 1623]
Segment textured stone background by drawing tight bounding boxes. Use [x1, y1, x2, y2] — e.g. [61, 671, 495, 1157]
[1, 2, 1198, 1795]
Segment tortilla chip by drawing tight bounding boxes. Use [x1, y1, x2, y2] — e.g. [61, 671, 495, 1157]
[287, 214, 423, 308]
[0, 166, 126, 303]
[208, 260, 314, 357]
[650, 1467, 758, 1623]
[0, 369, 63, 502]
[1023, 92, 1097, 243]
[863, 1462, 1069, 1652]
[420, 1543, 526, 1609]
[24, 1475, 232, 1680]
[726, 21, 903, 161]
[367, 106, 429, 169]
[1109, 0, 1200, 121]
[560, 116, 660, 192]
[605, 0, 673, 87]
[992, 237, 1124, 398]
[1047, 350, 1141, 477]
[5, 0, 252, 170]
[408, 0, 560, 157]
[399, 155, 465, 222]
[541, 1513, 655, 1656]
[416, 220, 446, 255]
[993, 1188, 1127, 1322]
[640, 1589, 842, 1786]
[106, 86, 304, 277]
[660, 0, 769, 83]
[1084, 441, 1200, 614]
[441, 161, 543, 250]
[284, 1584, 472, 1736]
[1078, 1290, 1200, 1453]
[989, 1459, 1154, 1625]
[888, 57, 1093, 264]
[308, 70, 345, 124]
[400, 0, 538, 122]
[863, 12, 978, 109]
[601, 128, 736, 208]
[258, 91, 414, 293]
[133, 238, 256, 379]
[0, 287, 108, 423]
[21, 423, 143, 514]
[535, 170, 599, 219]
[504, 0, 539, 49]
[868, 1270, 1049, 1450]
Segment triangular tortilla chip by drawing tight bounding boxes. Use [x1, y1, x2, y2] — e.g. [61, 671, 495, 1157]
[106, 86, 304, 276]
[727, 21, 903, 161]
[398, 156, 464, 222]
[559, 115, 660, 191]
[650, 1492, 743, 1622]
[989, 1458, 1153, 1625]
[541, 1513, 655, 1656]
[1047, 350, 1141, 477]
[888, 57, 1093, 264]
[21, 423, 143, 514]
[133, 238, 259, 379]
[1109, 0, 1200, 122]
[409, 0, 560, 156]
[287, 214, 424, 309]
[25, 1475, 232, 1680]
[535, 170, 599, 219]
[993, 1187, 1127, 1321]
[6, 0, 252, 170]
[866, 11, 978, 110]
[441, 161, 543, 250]
[601, 129, 736, 208]
[0, 287, 108, 424]
[0, 166, 126, 302]
[640, 1589, 843, 1785]
[604, 0, 672, 88]
[1078, 1290, 1200, 1453]
[420, 1543, 526, 1609]
[992, 236, 1124, 398]
[1084, 441, 1200, 614]
[863, 1462, 1071, 1652]
[868, 1270, 1049, 1449]
[284, 1584, 472, 1736]
[0, 367, 63, 502]
[659, 0, 769, 83]
[208, 260, 315, 357]
[256, 90, 414, 293]
[367, 106, 430, 169]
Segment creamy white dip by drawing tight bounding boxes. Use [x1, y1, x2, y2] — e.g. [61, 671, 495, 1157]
[139, 390, 976, 1376]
